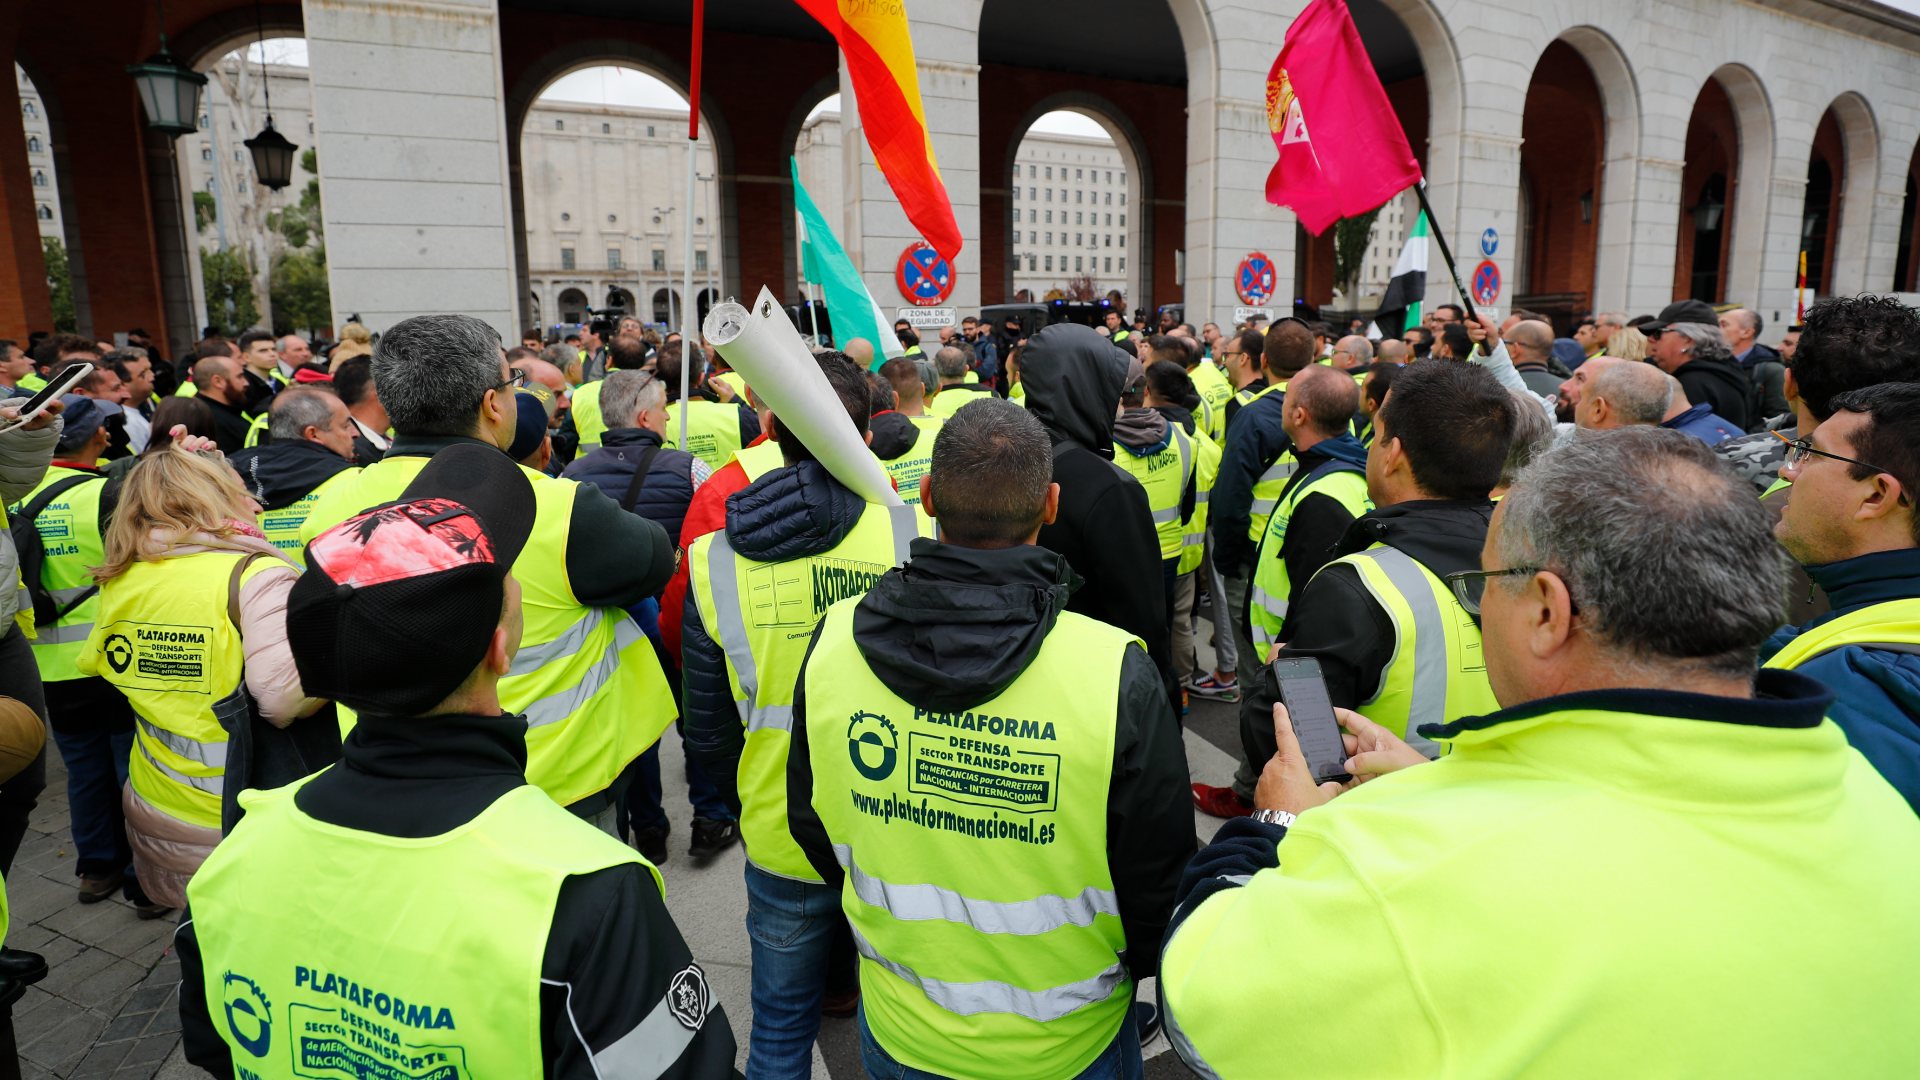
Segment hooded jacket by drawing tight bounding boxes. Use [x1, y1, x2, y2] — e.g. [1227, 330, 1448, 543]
[1737, 341, 1791, 420]
[1762, 548, 1920, 813]
[681, 459, 871, 808]
[230, 439, 355, 512]
[867, 410, 923, 463]
[1265, 433, 1371, 615]
[1674, 354, 1758, 433]
[1244, 499, 1493, 768]
[1020, 324, 1174, 702]
[176, 712, 736, 1079]
[786, 540, 1193, 980]
[1114, 406, 1198, 528]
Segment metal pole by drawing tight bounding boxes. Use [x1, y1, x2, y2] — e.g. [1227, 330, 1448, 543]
[1413, 180, 1476, 321]
[679, 0, 704, 449]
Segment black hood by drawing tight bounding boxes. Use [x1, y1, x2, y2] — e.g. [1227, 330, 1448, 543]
[229, 439, 355, 511]
[868, 411, 922, 462]
[852, 539, 1077, 714]
[724, 459, 868, 562]
[1018, 323, 1129, 459]
[1337, 499, 1494, 582]
[1681, 355, 1752, 397]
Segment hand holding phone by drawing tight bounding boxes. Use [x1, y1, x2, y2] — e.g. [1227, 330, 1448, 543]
[1272, 658, 1351, 785]
[0, 364, 89, 435]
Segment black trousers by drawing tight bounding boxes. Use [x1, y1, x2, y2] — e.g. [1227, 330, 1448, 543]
[0, 625, 48, 877]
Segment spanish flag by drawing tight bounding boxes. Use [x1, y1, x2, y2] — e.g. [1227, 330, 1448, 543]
[796, 0, 962, 262]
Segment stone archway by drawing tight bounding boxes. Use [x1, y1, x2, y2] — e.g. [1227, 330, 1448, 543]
[1818, 93, 1880, 296]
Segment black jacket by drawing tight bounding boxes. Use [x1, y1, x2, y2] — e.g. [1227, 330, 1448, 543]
[177, 712, 738, 1079]
[786, 540, 1193, 981]
[229, 439, 355, 511]
[561, 427, 702, 550]
[1738, 342, 1791, 420]
[1266, 434, 1371, 627]
[1242, 500, 1492, 769]
[1212, 380, 1291, 571]
[1675, 355, 1758, 432]
[867, 410, 924, 464]
[204, 394, 253, 455]
[1020, 324, 1175, 705]
[681, 460, 870, 810]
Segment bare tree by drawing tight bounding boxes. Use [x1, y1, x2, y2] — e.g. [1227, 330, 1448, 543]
[1064, 273, 1101, 301]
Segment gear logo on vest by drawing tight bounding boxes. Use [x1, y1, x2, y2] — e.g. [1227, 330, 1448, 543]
[221, 970, 272, 1058]
[848, 711, 898, 782]
[666, 965, 710, 1031]
[103, 632, 134, 674]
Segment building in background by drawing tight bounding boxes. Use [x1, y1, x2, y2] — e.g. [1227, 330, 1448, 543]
[18, 66, 59, 244]
[1007, 130, 1128, 304]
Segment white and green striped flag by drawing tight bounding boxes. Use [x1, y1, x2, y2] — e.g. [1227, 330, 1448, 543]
[1373, 208, 1428, 336]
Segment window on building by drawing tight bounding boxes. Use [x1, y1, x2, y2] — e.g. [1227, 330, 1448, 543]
[307, 118, 314, 135]
[1027, 187, 1035, 199]
[560, 212, 571, 222]
[1119, 234, 1126, 248]
[1075, 190, 1083, 204]
[21, 103, 34, 119]
[1027, 210, 1035, 223]
[1075, 256, 1083, 272]
[1059, 189, 1066, 202]
[1045, 232, 1052, 245]
[561, 247, 576, 270]
[652, 249, 667, 271]
[1027, 254, 1036, 271]
[1044, 255, 1052, 272]
[200, 113, 209, 128]
[200, 145, 212, 161]
[36, 204, 51, 220]
[26, 136, 39, 153]
[1044, 166, 1052, 179]
[31, 170, 44, 187]
[607, 248, 622, 269]
[1075, 212, 1082, 225]
[1045, 189, 1051, 202]
[647, 125, 656, 137]
[1013, 186, 1019, 200]
[1119, 257, 1126, 271]
[1028, 164, 1035, 178]
[1104, 192, 1111, 205]
[1104, 257, 1112, 273]
[1045, 211, 1052, 224]
[695, 249, 708, 272]
[1106, 171, 1112, 184]
[1076, 169, 1083, 180]
[1119, 214, 1126, 227]
[1028, 231, 1035, 243]
[555, 119, 564, 130]
[1075, 233, 1082, 246]
[1105, 235, 1111, 248]
[1105, 214, 1112, 226]
[1120, 193, 1126, 206]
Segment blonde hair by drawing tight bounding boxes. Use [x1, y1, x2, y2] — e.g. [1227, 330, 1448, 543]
[94, 450, 259, 582]
[1609, 325, 1650, 362]
[331, 321, 374, 363]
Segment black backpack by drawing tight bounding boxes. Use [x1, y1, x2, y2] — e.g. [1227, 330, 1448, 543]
[8, 474, 100, 626]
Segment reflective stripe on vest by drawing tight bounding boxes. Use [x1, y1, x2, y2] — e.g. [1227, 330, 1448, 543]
[692, 499, 928, 880]
[572, 379, 607, 450]
[1764, 598, 1920, 670]
[243, 413, 269, 448]
[257, 469, 358, 567]
[804, 602, 1135, 1078]
[13, 469, 106, 681]
[1248, 465, 1370, 652]
[1241, 380, 1294, 543]
[300, 455, 674, 807]
[1113, 425, 1194, 560]
[1336, 545, 1498, 755]
[187, 782, 660, 1078]
[664, 400, 744, 471]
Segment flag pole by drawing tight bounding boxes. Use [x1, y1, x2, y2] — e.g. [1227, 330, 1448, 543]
[680, 0, 705, 450]
[806, 282, 822, 346]
[1413, 180, 1475, 321]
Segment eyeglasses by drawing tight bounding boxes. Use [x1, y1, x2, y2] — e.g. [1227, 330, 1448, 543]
[1773, 430, 1888, 476]
[493, 367, 527, 394]
[1443, 566, 1540, 615]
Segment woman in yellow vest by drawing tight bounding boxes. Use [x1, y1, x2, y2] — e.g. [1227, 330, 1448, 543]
[77, 445, 323, 911]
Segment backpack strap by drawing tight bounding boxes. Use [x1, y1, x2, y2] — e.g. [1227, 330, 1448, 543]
[227, 551, 273, 629]
[619, 446, 663, 513]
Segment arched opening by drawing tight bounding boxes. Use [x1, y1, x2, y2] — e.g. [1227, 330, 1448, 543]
[792, 92, 843, 314]
[180, 36, 321, 338]
[606, 287, 636, 319]
[1801, 109, 1847, 297]
[1675, 76, 1740, 303]
[14, 63, 76, 332]
[1294, 0, 1433, 320]
[1896, 138, 1920, 293]
[978, 0, 1185, 312]
[651, 287, 680, 325]
[1802, 94, 1878, 298]
[1516, 38, 1609, 322]
[1006, 109, 1139, 309]
[697, 287, 718, 324]
[557, 287, 588, 325]
[508, 57, 727, 335]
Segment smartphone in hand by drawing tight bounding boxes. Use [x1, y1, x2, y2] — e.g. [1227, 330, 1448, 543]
[1272, 657, 1351, 785]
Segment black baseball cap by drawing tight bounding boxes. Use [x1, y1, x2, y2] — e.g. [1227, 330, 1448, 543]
[287, 444, 536, 716]
[1641, 299, 1719, 334]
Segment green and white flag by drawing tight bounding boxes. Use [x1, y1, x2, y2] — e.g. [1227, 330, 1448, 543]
[792, 156, 900, 367]
[1372, 207, 1428, 336]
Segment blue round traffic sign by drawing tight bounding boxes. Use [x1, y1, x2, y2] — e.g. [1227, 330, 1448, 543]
[1472, 259, 1502, 306]
[1480, 228, 1498, 257]
[896, 242, 954, 307]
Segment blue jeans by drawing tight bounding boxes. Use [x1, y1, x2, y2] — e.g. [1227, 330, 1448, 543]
[857, 999, 1142, 1080]
[624, 737, 730, 833]
[744, 863, 840, 1079]
[49, 726, 134, 880]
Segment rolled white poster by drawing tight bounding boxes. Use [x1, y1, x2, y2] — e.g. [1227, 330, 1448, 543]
[705, 288, 904, 507]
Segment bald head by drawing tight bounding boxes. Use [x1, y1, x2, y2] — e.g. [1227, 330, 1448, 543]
[1375, 339, 1410, 364]
[1281, 363, 1360, 442]
[1577, 357, 1672, 429]
[1332, 335, 1373, 371]
[843, 338, 875, 369]
[1506, 320, 1554, 363]
[521, 358, 568, 397]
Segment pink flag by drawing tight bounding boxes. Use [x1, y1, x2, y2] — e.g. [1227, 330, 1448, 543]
[1264, 0, 1422, 235]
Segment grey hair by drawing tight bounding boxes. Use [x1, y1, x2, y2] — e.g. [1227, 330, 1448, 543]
[934, 346, 970, 379]
[267, 386, 341, 442]
[1589, 360, 1672, 425]
[1596, 311, 1629, 330]
[928, 398, 1052, 545]
[373, 314, 504, 436]
[1336, 336, 1374, 363]
[600, 370, 664, 432]
[1497, 426, 1786, 678]
[1729, 307, 1762, 336]
[1666, 322, 1734, 365]
[1499, 388, 1556, 488]
[539, 343, 577, 372]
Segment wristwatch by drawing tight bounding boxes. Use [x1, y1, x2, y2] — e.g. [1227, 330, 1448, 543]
[1250, 808, 1296, 828]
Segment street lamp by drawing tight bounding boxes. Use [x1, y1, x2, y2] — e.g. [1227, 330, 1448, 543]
[242, 3, 297, 190]
[1690, 185, 1724, 233]
[126, 0, 206, 137]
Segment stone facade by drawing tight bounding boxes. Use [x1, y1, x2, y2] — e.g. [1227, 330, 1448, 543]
[16, 66, 59, 244]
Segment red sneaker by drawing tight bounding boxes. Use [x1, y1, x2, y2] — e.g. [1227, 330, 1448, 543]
[1191, 783, 1253, 819]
